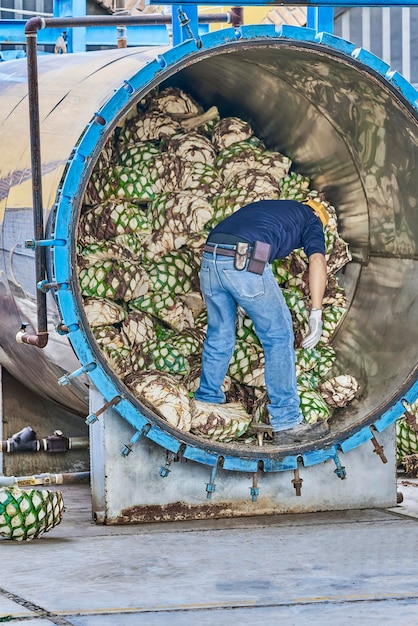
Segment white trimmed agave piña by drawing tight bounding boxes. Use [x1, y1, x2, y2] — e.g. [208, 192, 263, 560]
[318, 375, 360, 408]
[171, 327, 206, 357]
[143, 191, 213, 260]
[148, 191, 214, 235]
[297, 377, 331, 424]
[78, 201, 151, 245]
[210, 169, 280, 225]
[130, 292, 195, 332]
[150, 87, 222, 136]
[76, 85, 361, 444]
[396, 399, 418, 461]
[191, 400, 252, 442]
[79, 258, 149, 302]
[0, 486, 64, 541]
[279, 173, 311, 201]
[162, 130, 217, 166]
[216, 140, 291, 185]
[125, 371, 192, 432]
[228, 339, 265, 388]
[211, 116, 255, 151]
[83, 298, 126, 328]
[121, 310, 156, 347]
[77, 233, 146, 268]
[149, 86, 203, 119]
[146, 250, 199, 295]
[119, 111, 181, 144]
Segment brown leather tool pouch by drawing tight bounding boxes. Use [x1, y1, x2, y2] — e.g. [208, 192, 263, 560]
[247, 240, 271, 275]
[234, 242, 249, 271]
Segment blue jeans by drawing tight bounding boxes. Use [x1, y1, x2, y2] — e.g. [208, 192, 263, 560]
[195, 246, 303, 432]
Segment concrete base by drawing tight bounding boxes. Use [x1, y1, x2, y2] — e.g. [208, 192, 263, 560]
[89, 387, 397, 523]
[0, 365, 89, 477]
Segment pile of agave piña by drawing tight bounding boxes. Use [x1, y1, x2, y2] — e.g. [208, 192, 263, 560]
[77, 86, 364, 445]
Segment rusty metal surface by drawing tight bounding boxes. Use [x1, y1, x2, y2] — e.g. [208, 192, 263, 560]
[113, 501, 261, 524]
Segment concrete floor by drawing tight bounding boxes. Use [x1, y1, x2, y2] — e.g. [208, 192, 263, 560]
[1, 479, 418, 626]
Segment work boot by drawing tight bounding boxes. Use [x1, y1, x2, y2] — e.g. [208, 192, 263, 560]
[272, 420, 329, 445]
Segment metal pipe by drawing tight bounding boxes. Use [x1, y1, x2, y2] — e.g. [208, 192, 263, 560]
[1, 426, 89, 453]
[21, 25, 48, 349]
[24, 12, 233, 33]
[1, 437, 89, 453]
[116, 25, 127, 48]
[228, 7, 243, 28]
[0, 472, 90, 488]
[16, 329, 49, 347]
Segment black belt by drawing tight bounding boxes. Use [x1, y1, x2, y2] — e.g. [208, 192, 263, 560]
[203, 244, 252, 258]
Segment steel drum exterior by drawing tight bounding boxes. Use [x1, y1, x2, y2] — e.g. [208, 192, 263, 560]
[0, 47, 164, 414]
[0, 26, 417, 470]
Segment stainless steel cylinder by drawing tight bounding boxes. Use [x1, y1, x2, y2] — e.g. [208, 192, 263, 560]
[0, 26, 417, 468]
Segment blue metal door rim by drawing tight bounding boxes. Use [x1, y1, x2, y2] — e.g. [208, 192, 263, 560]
[52, 24, 418, 474]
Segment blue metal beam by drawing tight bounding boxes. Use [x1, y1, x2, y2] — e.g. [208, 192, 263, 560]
[0, 20, 63, 45]
[0, 19, 211, 49]
[68, 0, 87, 53]
[172, 5, 199, 46]
[0, 20, 171, 46]
[307, 7, 334, 33]
[0, 20, 172, 47]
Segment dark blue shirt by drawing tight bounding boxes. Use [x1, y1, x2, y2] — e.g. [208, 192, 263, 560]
[209, 199, 325, 261]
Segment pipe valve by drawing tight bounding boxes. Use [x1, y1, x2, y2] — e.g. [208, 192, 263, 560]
[2, 426, 37, 452]
[1, 427, 88, 453]
[16, 323, 30, 343]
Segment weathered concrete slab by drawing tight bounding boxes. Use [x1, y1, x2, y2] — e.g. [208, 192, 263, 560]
[1, 484, 418, 625]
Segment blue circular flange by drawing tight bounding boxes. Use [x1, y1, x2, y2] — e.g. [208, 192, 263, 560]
[53, 25, 418, 473]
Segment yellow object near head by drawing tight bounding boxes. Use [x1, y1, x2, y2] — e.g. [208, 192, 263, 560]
[304, 199, 330, 227]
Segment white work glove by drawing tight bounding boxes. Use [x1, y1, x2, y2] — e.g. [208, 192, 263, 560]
[302, 309, 323, 349]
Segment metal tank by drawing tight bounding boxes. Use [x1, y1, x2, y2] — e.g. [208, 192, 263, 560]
[0, 25, 417, 508]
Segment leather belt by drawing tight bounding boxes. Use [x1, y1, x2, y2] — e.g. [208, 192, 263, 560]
[203, 244, 252, 258]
